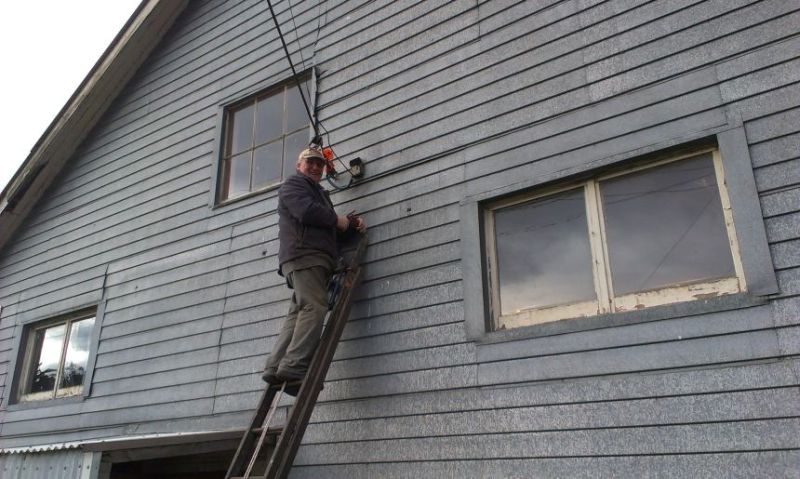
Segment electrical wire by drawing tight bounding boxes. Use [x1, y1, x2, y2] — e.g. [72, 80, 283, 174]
[266, 0, 357, 189]
[265, 0, 317, 137]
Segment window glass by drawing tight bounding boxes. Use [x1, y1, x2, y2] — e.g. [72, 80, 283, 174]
[219, 77, 311, 202]
[286, 81, 309, 132]
[58, 317, 95, 393]
[600, 154, 735, 295]
[28, 324, 66, 395]
[494, 188, 595, 314]
[252, 140, 283, 189]
[283, 129, 309, 179]
[228, 153, 252, 198]
[255, 93, 284, 146]
[484, 149, 743, 329]
[228, 104, 254, 155]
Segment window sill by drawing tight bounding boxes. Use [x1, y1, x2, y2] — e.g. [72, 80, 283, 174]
[6, 393, 85, 411]
[212, 182, 281, 211]
[473, 292, 770, 346]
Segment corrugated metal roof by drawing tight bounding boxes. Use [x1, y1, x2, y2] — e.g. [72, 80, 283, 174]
[0, 430, 242, 455]
[0, 442, 82, 455]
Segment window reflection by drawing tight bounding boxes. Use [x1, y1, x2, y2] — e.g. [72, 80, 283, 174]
[253, 141, 283, 189]
[30, 324, 66, 394]
[494, 188, 595, 314]
[59, 317, 95, 390]
[22, 315, 95, 402]
[600, 154, 735, 295]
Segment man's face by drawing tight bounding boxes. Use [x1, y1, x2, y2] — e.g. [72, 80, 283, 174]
[297, 157, 325, 183]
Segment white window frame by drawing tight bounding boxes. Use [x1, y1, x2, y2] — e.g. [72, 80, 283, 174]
[17, 311, 96, 403]
[484, 148, 746, 330]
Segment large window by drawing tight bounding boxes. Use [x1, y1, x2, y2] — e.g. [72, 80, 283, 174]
[218, 78, 311, 201]
[484, 149, 745, 329]
[16, 312, 96, 402]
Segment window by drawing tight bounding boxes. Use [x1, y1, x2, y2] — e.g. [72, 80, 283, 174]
[17, 312, 96, 402]
[218, 78, 312, 201]
[484, 149, 745, 329]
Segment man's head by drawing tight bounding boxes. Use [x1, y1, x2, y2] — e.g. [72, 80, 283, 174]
[297, 147, 326, 183]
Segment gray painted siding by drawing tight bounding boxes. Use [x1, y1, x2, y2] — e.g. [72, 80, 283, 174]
[0, 0, 798, 476]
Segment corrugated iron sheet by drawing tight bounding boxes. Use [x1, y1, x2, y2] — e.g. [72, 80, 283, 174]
[0, 449, 90, 479]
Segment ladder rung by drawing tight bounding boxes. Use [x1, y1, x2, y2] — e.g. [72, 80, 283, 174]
[250, 426, 283, 435]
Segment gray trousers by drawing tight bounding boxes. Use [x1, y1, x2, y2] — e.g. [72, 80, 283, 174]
[264, 265, 331, 376]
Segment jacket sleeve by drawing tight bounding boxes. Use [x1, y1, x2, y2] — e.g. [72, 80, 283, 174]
[279, 176, 337, 227]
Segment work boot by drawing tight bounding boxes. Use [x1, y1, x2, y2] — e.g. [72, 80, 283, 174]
[276, 368, 306, 382]
[261, 369, 281, 385]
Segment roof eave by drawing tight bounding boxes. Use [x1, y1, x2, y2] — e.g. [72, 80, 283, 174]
[0, 0, 188, 254]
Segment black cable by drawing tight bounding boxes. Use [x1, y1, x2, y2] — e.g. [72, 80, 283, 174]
[267, 0, 357, 188]
[266, 0, 317, 137]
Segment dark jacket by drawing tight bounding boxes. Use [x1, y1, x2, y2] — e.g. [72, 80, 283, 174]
[277, 173, 340, 273]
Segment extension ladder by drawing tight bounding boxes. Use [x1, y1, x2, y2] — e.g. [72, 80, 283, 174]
[225, 234, 368, 479]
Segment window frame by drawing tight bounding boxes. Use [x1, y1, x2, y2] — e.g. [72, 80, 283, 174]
[15, 309, 97, 403]
[460, 129, 780, 342]
[483, 148, 746, 330]
[214, 72, 315, 205]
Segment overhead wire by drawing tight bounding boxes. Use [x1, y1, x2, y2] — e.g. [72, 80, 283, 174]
[266, 0, 356, 187]
[265, 0, 317, 137]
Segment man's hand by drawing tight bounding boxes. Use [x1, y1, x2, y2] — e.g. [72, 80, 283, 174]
[352, 216, 367, 234]
[336, 215, 350, 232]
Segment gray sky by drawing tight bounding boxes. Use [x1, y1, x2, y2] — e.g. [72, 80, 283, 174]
[0, 0, 141, 193]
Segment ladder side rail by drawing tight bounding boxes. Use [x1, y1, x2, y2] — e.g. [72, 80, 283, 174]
[265, 265, 363, 478]
[224, 384, 279, 478]
[265, 236, 367, 478]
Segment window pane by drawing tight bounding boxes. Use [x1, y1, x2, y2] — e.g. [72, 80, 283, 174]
[283, 129, 309, 179]
[286, 82, 310, 133]
[228, 153, 252, 198]
[600, 154, 735, 295]
[494, 188, 595, 314]
[253, 140, 283, 189]
[58, 317, 95, 393]
[228, 104, 254, 155]
[254, 93, 284, 146]
[28, 324, 66, 395]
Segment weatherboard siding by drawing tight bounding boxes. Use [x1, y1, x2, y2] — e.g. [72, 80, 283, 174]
[0, 0, 798, 475]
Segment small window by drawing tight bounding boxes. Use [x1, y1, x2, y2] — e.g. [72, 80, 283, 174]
[484, 149, 745, 329]
[218, 78, 312, 202]
[17, 312, 96, 402]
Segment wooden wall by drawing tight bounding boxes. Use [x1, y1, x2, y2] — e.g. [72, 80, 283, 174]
[0, 0, 798, 476]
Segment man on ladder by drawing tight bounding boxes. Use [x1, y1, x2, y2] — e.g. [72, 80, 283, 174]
[261, 146, 366, 388]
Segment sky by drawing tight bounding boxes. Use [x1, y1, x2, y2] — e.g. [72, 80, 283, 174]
[0, 0, 141, 194]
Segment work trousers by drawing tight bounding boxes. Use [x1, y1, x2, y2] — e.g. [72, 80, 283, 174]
[264, 265, 331, 376]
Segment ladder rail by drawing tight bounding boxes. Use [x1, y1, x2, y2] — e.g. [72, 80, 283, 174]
[226, 234, 367, 479]
[225, 387, 277, 479]
[243, 383, 285, 479]
[264, 264, 364, 478]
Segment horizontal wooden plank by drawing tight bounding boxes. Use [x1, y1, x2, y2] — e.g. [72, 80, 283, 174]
[756, 159, 800, 193]
[294, 418, 800, 464]
[289, 451, 800, 479]
[766, 212, 800, 243]
[486, 303, 776, 363]
[312, 359, 800, 423]
[771, 239, 800, 270]
[0, 398, 215, 437]
[477, 328, 788, 386]
[761, 186, 800, 218]
[747, 108, 800, 144]
[303, 387, 800, 444]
